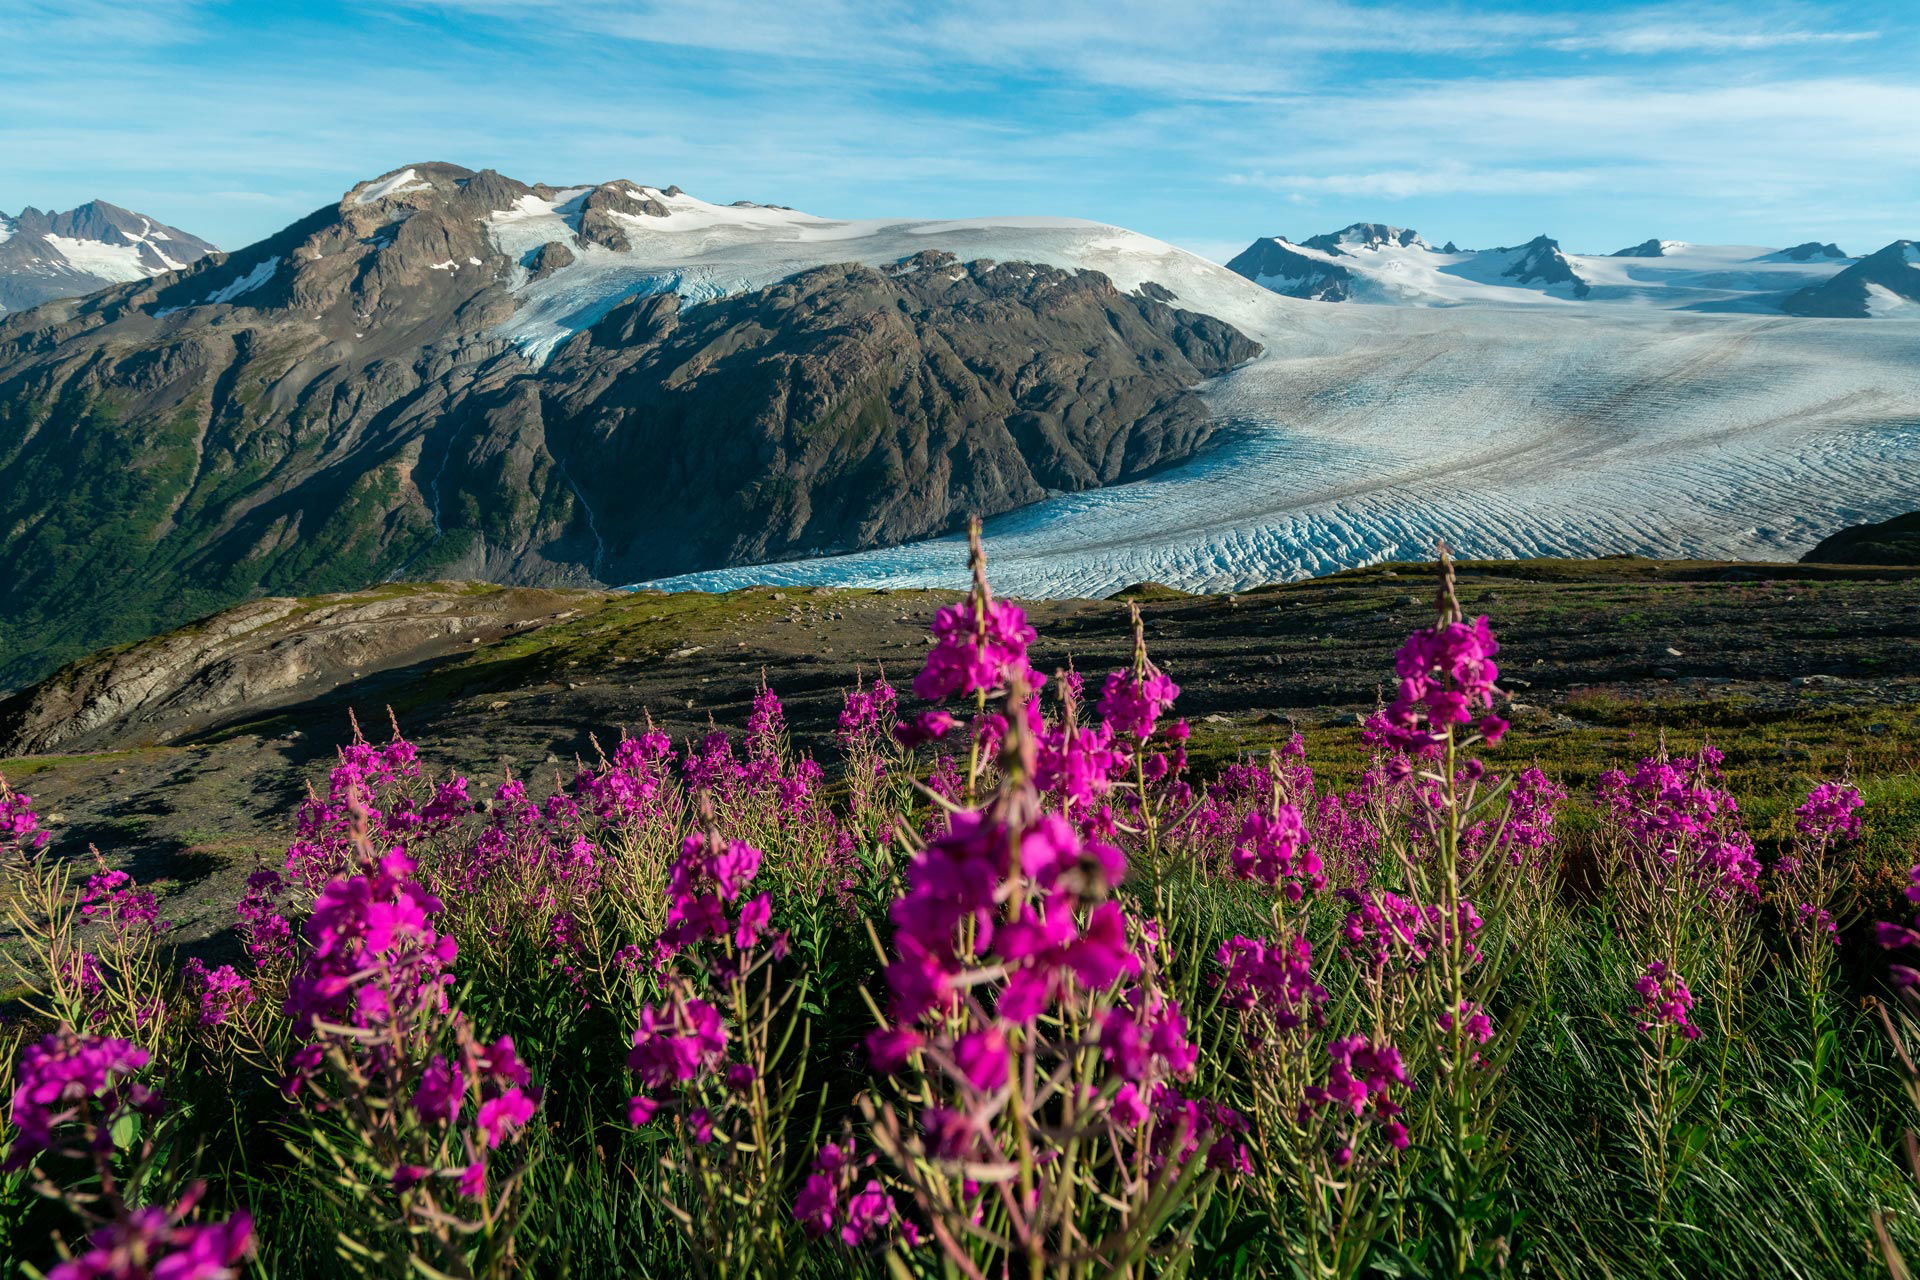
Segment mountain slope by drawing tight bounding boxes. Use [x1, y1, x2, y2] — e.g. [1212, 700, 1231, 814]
[0, 163, 1259, 687]
[1781, 240, 1920, 317]
[0, 201, 215, 313]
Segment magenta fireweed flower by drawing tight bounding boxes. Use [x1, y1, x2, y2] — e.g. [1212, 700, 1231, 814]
[6, 1029, 157, 1163]
[1214, 935, 1327, 1035]
[913, 597, 1038, 701]
[0, 782, 50, 859]
[284, 848, 457, 1047]
[46, 1192, 253, 1280]
[837, 675, 900, 750]
[1097, 669, 1180, 742]
[1365, 614, 1503, 755]
[1796, 781, 1864, 842]
[80, 867, 168, 938]
[1098, 989, 1198, 1082]
[1877, 866, 1920, 985]
[1035, 722, 1125, 808]
[1634, 961, 1701, 1040]
[746, 684, 787, 760]
[1339, 889, 1479, 974]
[181, 958, 255, 1027]
[1596, 750, 1760, 901]
[794, 1141, 914, 1248]
[236, 868, 294, 967]
[628, 995, 729, 1101]
[1229, 807, 1323, 899]
[895, 710, 957, 750]
[1305, 1036, 1412, 1156]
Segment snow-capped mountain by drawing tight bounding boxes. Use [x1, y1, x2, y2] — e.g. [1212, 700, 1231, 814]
[0, 201, 215, 314]
[1225, 223, 1874, 312]
[1782, 240, 1920, 317]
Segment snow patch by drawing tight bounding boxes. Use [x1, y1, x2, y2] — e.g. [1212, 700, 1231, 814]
[41, 234, 152, 282]
[351, 168, 433, 206]
[205, 256, 280, 304]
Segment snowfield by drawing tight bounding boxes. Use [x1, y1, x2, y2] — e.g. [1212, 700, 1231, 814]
[472, 186, 1920, 597]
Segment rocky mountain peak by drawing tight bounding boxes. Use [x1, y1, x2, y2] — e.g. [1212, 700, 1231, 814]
[1301, 223, 1429, 255]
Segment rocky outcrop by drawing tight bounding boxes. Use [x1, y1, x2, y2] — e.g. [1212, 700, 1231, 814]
[1800, 511, 1920, 565]
[0, 582, 607, 755]
[0, 164, 1259, 686]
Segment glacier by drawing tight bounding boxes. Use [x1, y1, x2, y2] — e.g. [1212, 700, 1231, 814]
[469, 186, 1920, 598]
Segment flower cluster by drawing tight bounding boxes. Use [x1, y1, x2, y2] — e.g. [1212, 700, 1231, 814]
[1097, 668, 1180, 742]
[0, 778, 50, 860]
[912, 597, 1038, 702]
[1230, 807, 1323, 898]
[1633, 961, 1701, 1040]
[46, 1190, 253, 1280]
[1371, 613, 1504, 755]
[1795, 781, 1863, 843]
[793, 1142, 914, 1248]
[1304, 1036, 1412, 1158]
[182, 958, 256, 1027]
[1214, 934, 1327, 1036]
[6, 1030, 158, 1163]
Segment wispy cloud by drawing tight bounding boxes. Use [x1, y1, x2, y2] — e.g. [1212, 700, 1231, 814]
[2, 0, 1911, 254]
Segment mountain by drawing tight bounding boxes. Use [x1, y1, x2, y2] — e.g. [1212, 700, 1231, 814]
[1225, 224, 1870, 311]
[1780, 240, 1920, 317]
[1761, 242, 1849, 262]
[1300, 223, 1429, 254]
[1222, 237, 1357, 300]
[1611, 239, 1683, 257]
[0, 200, 215, 314]
[0, 163, 1259, 687]
[1483, 235, 1591, 295]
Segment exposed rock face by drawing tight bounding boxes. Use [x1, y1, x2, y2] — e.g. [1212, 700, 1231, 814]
[1781, 240, 1920, 317]
[0, 163, 1259, 686]
[1494, 235, 1591, 296]
[532, 251, 1261, 576]
[1801, 511, 1920, 565]
[0, 582, 606, 756]
[1301, 224, 1428, 253]
[1224, 238, 1355, 300]
[0, 200, 216, 313]
[1611, 238, 1669, 258]
[1775, 241, 1848, 262]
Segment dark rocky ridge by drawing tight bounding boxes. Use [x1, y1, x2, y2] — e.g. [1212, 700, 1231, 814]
[0, 163, 1259, 687]
[1802, 511, 1920, 566]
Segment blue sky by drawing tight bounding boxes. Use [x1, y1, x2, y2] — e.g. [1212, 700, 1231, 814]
[3, 0, 1914, 260]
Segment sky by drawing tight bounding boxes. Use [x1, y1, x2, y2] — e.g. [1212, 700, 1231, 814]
[2, 0, 1915, 261]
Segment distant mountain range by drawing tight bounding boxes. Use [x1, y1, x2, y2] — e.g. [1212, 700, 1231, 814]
[0, 201, 215, 313]
[1225, 223, 1920, 314]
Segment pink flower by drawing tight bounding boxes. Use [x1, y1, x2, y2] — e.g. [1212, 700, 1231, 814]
[913, 598, 1037, 701]
[953, 1027, 1009, 1092]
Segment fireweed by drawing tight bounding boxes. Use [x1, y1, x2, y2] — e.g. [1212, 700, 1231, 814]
[3, 531, 1911, 1277]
